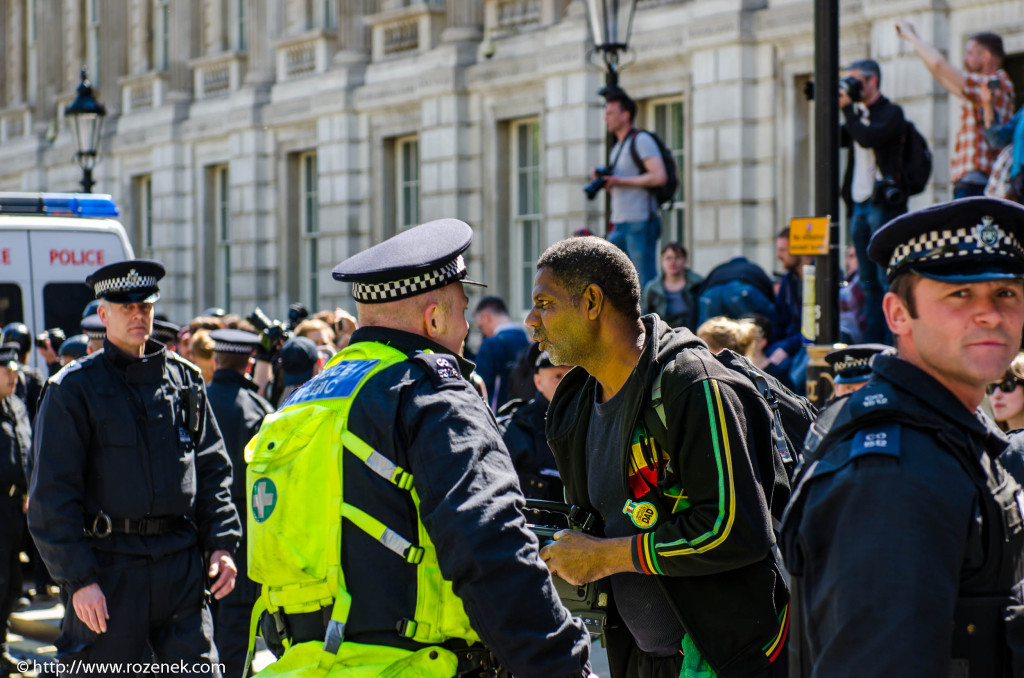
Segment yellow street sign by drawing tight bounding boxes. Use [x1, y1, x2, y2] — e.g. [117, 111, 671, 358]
[789, 216, 830, 256]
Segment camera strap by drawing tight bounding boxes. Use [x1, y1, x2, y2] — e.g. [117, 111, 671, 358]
[610, 128, 637, 172]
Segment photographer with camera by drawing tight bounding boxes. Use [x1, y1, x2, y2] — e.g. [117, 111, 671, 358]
[588, 90, 667, 288]
[897, 21, 1015, 198]
[840, 59, 908, 344]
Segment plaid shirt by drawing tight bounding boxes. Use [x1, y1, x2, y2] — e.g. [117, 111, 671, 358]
[952, 70, 1015, 184]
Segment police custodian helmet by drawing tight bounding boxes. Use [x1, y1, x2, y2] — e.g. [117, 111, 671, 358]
[332, 219, 485, 303]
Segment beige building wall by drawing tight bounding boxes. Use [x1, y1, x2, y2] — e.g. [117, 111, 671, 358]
[0, 0, 1022, 323]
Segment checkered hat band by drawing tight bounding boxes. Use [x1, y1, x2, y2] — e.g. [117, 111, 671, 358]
[889, 225, 1024, 275]
[94, 272, 159, 297]
[85, 330, 105, 340]
[352, 256, 466, 303]
[834, 357, 871, 372]
[213, 342, 254, 354]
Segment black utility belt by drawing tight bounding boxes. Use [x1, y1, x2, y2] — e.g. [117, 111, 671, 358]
[84, 511, 192, 538]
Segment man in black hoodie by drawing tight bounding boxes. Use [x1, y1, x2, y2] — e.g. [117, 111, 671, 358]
[840, 58, 908, 343]
[527, 236, 790, 678]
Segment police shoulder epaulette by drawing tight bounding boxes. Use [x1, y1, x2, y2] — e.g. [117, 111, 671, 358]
[48, 360, 84, 386]
[168, 351, 202, 376]
[410, 351, 463, 389]
[848, 422, 901, 461]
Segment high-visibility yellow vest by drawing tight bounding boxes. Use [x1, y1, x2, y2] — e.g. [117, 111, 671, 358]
[243, 342, 479, 678]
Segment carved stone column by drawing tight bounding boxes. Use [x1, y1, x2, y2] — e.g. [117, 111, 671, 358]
[335, 0, 373, 63]
[6, 1, 25, 104]
[128, 0, 152, 74]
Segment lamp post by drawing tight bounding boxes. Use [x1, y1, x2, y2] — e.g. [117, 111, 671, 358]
[64, 67, 107, 193]
[584, 0, 638, 93]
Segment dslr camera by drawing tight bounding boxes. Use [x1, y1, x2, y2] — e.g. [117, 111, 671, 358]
[35, 328, 66, 352]
[584, 167, 613, 201]
[524, 499, 609, 636]
[876, 177, 905, 208]
[247, 307, 291, 354]
[839, 75, 863, 103]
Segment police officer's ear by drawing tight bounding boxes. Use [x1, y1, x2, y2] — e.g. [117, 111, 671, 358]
[96, 302, 110, 327]
[582, 284, 604, 321]
[882, 290, 912, 342]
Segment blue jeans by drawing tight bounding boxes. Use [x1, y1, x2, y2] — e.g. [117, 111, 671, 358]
[850, 198, 902, 343]
[697, 280, 776, 326]
[609, 214, 661, 288]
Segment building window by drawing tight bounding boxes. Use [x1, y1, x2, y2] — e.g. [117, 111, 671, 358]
[236, 0, 247, 51]
[213, 166, 231, 309]
[512, 119, 541, 315]
[154, 0, 170, 71]
[648, 98, 685, 244]
[133, 175, 154, 257]
[299, 151, 319, 307]
[323, 0, 337, 29]
[86, 0, 100, 87]
[396, 136, 420, 232]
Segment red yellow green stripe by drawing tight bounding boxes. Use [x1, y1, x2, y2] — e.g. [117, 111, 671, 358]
[763, 604, 789, 662]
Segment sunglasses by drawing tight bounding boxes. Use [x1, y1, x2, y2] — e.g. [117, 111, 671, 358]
[986, 378, 1022, 395]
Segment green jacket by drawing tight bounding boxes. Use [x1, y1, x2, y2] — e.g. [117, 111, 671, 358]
[642, 270, 705, 330]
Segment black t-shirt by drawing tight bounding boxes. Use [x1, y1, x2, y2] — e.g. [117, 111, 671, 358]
[586, 374, 685, 657]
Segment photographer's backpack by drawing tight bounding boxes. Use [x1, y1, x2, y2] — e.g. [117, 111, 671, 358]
[899, 121, 933, 196]
[242, 342, 482, 678]
[628, 129, 680, 208]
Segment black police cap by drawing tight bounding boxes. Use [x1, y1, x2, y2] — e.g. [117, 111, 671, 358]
[210, 329, 260, 354]
[535, 351, 556, 372]
[0, 342, 20, 370]
[868, 197, 1024, 283]
[58, 334, 90, 360]
[1, 323, 30, 355]
[332, 219, 485, 303]
[152, 319, 180, 345]
[825, 343, 890, 384]
[81, 314, 105, 341]
[85, 259, 165, 303]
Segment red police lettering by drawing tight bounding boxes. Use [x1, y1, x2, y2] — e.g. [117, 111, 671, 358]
[0, 249, 9, 265]
[49, 249, 106, 266]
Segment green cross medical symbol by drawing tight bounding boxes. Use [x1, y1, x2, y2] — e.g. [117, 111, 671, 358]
[252, 478, 278, 523]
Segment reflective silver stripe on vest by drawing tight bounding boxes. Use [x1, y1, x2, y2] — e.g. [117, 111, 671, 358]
[379, 528, 412, 559]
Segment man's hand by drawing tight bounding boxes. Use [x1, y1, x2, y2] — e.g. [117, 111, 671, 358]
[36, 338, 57, 365]
[895, 18, 917, 41]
[768, 347, 789, 365]
[602, 174, 623, 191]
[539, 531, 635, 586]
[838, 89, 852, 109]
[208, 549, 237, 600]
[73, 583, 108, 633]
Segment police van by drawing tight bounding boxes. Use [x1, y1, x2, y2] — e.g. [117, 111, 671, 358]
[0, 193, 134, 370]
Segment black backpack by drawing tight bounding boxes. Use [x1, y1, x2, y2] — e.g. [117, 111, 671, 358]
[899, 121, 933, 196]
[505, 341, 541, 403]
[651, 349, 817, 487]
[628, 129, 680, 209]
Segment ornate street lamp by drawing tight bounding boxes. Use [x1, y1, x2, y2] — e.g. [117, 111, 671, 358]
[64, 67, 107, 193]
[584, 0, 638, 93]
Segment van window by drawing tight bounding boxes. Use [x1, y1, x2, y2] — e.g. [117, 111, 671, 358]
[43, 283, 95, 337]
[0, 283, 23, 326]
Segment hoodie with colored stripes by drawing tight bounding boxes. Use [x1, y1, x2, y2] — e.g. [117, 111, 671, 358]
[546, 314, 790, 678]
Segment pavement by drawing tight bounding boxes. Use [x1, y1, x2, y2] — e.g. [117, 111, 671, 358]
[9, 600, 609, 676]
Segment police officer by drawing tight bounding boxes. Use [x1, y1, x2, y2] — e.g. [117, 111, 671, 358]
[258, 219, 592, 677]
[823, 343, 890, 398]
[781, 197, 1024, 676]
[57, 334, 90, 365]
[0, 324, 43, 423]
[80, 314, 105, 355]
[497, 351, 570, 501]
[0, 344, 29, 675]
[28, 259, 241, 675]
[205, 329, 272, 678]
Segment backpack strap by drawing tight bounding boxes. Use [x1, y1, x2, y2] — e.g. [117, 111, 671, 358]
[650, 363, 668, 430]
[628, 129, 646, 175]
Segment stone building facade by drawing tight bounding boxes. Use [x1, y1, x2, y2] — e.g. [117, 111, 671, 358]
[1, 0, 1022, 322]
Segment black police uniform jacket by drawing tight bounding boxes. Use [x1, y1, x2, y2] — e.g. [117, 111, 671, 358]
[0, 394, 30, 495]
[780, 355, 1024, 677]
[336, 327, 590, 678]
[206, 368, 274, 505]
[546, 315, 791, 678]
[27, 338, 241, 594]
[497, 395, 564, 501]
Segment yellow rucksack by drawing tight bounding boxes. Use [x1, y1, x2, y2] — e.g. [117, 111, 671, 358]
[243, 342, 480, 678]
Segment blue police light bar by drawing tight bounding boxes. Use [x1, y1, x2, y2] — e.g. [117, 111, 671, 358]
[0, 192, 119, 217]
